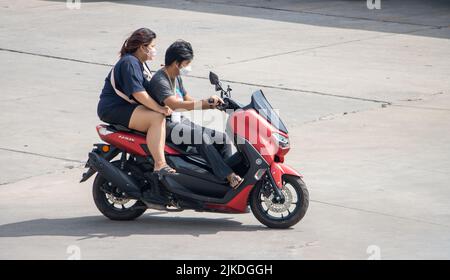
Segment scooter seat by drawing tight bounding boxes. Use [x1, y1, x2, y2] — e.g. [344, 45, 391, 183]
[107, 123, 201, 156]
[107, 124, 146, 137]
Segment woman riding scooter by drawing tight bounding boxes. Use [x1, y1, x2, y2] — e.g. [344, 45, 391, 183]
[97, 28, 175, 175]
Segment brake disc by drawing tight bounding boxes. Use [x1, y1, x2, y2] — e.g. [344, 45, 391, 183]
[106, 193, 130, 205]
[263, 186, 293, 213]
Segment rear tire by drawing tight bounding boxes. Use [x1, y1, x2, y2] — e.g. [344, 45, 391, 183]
[250, 175, 309, 229]
[92, 169, 147, 221]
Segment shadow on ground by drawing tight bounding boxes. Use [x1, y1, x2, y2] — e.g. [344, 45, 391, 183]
[0, 212, 272, 239]
[44, 0, 450, 39]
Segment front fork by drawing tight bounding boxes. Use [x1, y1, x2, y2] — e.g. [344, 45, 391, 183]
[265, 162, 303, 204]
[265, 169, 286, 204]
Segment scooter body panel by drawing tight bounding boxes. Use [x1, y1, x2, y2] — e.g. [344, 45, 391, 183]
[270, 162, 303, 188]
[96, 124, 181, 156]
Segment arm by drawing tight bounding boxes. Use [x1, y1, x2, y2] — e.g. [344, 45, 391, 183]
[118, 59, 170, 115]
[132, 91, 171, 115]
[183, 93, 195, 102]
[163, 95, 211, 111]
[168, 78, 211, 110]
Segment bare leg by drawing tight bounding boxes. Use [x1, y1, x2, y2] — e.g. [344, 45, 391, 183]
[146, 116, 167, 170]
[128, 105, 174, 171]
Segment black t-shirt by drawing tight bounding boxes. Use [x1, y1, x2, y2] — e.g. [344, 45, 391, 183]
[148, 69, 188, 127]
[97, 54, 151, 117]
[148, 68, 186, 106]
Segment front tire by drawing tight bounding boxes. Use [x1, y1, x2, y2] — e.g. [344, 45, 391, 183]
[92, 171, 147, 221]
[250, 175, 309, 229]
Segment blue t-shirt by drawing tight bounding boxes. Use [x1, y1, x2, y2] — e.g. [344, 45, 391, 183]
[97, 54, 151, 118]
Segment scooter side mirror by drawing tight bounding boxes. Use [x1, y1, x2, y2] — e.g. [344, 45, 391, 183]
[209, 71, 220, 85]
[209, 71, 223, 92]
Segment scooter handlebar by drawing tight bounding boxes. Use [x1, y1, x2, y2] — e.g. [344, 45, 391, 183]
[216, 98, 230, 111]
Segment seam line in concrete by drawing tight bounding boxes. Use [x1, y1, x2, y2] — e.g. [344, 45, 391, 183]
[0, 47, 390, 104]
[0, 165, 85, 187]
[222, 34, 391, 66]
[390, 104, 450, 112]
[0, 172, 54, 187]
[203, 77, 391, 104]
[0, 48, 112, 67]
[311, 199, 449, 228]
[221, 26, 438, 66]
[0, 147, 84, 164]
[0, 93, 55, 102]
[206, 0, 447, 29]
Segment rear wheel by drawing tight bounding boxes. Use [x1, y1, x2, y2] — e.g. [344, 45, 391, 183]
[92, 162, 147, 221]
[250, 175, 309, 229]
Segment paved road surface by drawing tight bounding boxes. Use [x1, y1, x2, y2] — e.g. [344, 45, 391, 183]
[0, 0, 449, 259]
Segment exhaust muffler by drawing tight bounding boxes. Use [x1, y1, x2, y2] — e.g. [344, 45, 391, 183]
[88, 152, 142, 199]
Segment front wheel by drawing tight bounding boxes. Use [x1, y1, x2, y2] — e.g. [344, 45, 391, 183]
[250, 175, 309, 229]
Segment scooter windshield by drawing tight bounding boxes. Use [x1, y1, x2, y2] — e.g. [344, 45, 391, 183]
[250, 90, 288, 134]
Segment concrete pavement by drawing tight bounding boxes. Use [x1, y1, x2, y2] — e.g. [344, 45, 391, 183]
[0, 0, 449, 259]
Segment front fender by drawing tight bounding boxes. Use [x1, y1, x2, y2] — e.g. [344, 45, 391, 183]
[270, 162, 303, 188]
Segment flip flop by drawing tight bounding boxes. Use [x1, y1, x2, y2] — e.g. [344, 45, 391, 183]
[154, 165, 176, 179]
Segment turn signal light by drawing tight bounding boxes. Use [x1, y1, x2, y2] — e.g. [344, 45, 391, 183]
[102, 145, 110, 153]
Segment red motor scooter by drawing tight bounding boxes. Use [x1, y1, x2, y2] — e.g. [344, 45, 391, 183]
[80, 72, 309, 228]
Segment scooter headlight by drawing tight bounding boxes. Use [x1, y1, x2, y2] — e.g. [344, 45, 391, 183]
[272, 132, 289, 148]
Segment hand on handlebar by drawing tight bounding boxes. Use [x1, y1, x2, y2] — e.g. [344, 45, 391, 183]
[207, 95, 224, 109]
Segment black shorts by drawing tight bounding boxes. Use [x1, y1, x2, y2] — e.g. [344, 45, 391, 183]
[98, 103, 139, 128]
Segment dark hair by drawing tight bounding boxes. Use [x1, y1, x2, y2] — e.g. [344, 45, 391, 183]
[165, 40, 194, 66]
[120, 28, 156, 57]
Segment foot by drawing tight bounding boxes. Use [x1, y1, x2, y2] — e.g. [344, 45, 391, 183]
[227, 173, 243, 189]
[154, 164, 176, 174]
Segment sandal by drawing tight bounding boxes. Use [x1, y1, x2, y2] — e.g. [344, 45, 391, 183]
[228, 174, 243, 189]
[154, 165, 176, 179]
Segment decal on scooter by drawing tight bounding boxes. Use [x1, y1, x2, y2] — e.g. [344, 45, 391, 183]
[118, 135, 135, 143]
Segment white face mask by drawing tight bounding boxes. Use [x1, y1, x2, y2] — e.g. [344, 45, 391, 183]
[144, 46, 157, 61]
[179, 65, 192, 76]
